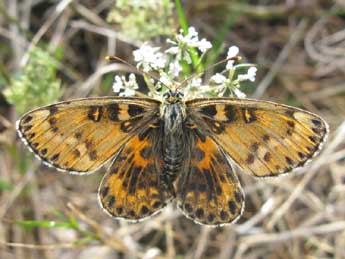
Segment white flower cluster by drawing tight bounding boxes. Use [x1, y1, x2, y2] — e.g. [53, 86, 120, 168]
[111, 27, 257, 99]
[166, 27, 212, 64]
[112, 73, 139, 96]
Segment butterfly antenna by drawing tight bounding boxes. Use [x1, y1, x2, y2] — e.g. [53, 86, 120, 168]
[178, 55, 242, 89]
[105, 55, 171, 89]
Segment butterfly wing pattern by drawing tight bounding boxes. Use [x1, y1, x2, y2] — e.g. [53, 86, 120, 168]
[176, 130, 244, 225]
[17, 97, 161, 174]
[98, 126, 174, 221]
[186, 98, 329, 178]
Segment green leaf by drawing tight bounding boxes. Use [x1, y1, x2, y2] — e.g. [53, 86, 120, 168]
[0, 180, 13, 191]
[16, 220, 78, 230]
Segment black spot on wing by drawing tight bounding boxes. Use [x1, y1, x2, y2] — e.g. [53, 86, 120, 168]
[311, 119, 322, 126]
[107, 104, 120, 122]
[116, 207, 123, 215]
[200, 105, 217, 117]
[89, 150, 98, 161]
[250, 142, 259, 152]
[228, 200, 237, 215]
[75, 132, 82, 139]
[285, 110, 295, 118]
[101, 186, 109, 197]
[88, 106, 103, 122]
[195, 208, 204, 219]
[127, 104, 145, 117]
[40, 148, 48, 156]
[51, 153, 60, 161]
[263, 152, 272, 162]
[108, 196, 115, 208]
[285, 156, 293, 165]
[287, 121, 295, 128]
[224, 105, 236, 122]
[246, 154, 255, 164]
[140, 206, 149, 216]
[22, 115, 33, 124]
[263, 134, 270, 142]
[242, 108, 257, 123]
[49, 106, 58, 115]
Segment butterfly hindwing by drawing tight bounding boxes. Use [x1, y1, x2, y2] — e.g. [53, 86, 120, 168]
[186, 98, 328, 177]
[176, 131, 244, 226]
[17, 97, 160, 174]
[99, 127, 173, 221]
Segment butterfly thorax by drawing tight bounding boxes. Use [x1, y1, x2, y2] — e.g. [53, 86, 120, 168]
[162, 89, 185, 133]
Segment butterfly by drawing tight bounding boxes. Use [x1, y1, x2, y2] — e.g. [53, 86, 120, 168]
[16, 86, 329, 226]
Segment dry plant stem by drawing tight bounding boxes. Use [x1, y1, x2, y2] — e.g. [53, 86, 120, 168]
[234, 221, 345, 259]
[253, 19, 308, 98]
[0, 240, 76, 250]
[267, 121, 345, 229]
[20, 0, 74, 66]
[72, 63, 135, 98]
[165, 222, 175, 258]
[69, 20, 118, 55]
[67, 203, 133, 254]
[73, 2, 109, 28]
[307, 83, 345, 101]
[49, 9, 72, 52]
[0, 169, 35, 220]
[72, 2, 141, 47]
[193, 227, 211, 259]
[8, 0, 23, 68]
[218, 230, 236, 259]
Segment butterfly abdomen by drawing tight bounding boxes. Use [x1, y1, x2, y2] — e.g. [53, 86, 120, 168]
[163, 134, 184, 181]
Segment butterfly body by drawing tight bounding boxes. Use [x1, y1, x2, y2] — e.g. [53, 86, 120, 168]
[17, 93, 328, 226]
[161, 91, 186, 192]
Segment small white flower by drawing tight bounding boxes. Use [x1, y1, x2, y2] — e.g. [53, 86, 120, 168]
[248, 67, 257, 80]
[169, 60, 182, 77]
[226, 46, 239, 70]
[190, 77, 202, 87]
[227, 46, 239, 58]
[195, 38, 212, 53]
[112, 75, 123, 93]
[238, 67, 257, 82]
[176, 27, 211, 53]
[112, 73, 139, 97]
[120, 88, 136, 97]
[233, 88, 246, 98]
[133, 43, 166, 72]
[210, 73, 227, 84]
[177, 27, 199, 46]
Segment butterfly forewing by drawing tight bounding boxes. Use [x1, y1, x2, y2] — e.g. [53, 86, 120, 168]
[176, 132, 244, 225]
[99, 127, 173, 221]
[17, 97, 161, 174]
[186, 98, 328, 177]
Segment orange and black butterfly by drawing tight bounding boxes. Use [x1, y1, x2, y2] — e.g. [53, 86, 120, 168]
[17, 81, 328, 226]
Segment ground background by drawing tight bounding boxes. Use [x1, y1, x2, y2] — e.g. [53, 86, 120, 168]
[1, 0, 345, 258]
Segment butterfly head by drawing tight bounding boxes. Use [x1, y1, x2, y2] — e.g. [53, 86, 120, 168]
[163, 86, 184, 104]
